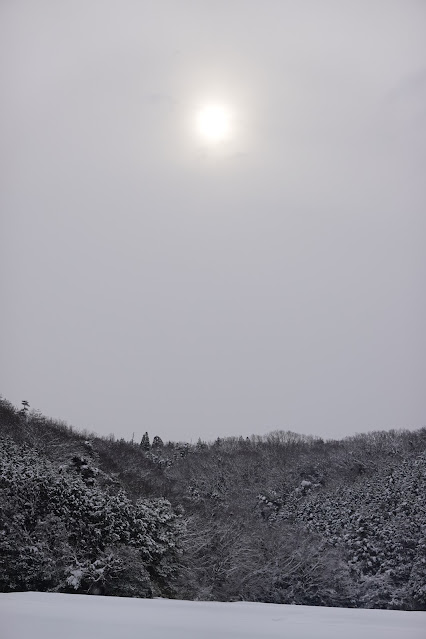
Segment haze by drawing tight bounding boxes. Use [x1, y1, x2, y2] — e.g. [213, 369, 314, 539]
[1, 1, 425, 444]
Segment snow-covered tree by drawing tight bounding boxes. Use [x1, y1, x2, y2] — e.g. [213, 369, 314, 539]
[152, 436, 164, 449]
[140, 432, 150, 451]
[0, 437, 183, 596]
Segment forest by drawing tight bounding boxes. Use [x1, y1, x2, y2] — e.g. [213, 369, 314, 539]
[1, 395, 425, 610]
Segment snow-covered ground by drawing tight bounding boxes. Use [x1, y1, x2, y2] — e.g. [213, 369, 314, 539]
[1, 592, 425, 639]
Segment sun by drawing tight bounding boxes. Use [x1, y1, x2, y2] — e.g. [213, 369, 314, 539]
[196, 104, 231, 143]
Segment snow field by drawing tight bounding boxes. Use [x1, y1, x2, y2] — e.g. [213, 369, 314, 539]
[1, 592, 425, 639]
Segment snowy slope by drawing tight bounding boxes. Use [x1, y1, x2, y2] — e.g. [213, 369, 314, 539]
[1, 592, 425, 639]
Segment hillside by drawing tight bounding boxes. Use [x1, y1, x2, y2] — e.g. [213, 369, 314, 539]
[1, 396, 425, 609]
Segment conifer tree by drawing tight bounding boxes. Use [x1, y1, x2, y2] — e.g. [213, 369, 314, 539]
[140, 432, 150, 451]
[152, 435, 164, 449]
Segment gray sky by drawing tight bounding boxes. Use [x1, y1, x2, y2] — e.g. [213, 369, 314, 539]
[1, 1, 425, 444]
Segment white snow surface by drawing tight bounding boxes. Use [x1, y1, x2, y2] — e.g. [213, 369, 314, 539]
[1, 592, 425, 639]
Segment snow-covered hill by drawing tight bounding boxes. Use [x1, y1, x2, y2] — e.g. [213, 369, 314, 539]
[1, 593, 425, 639]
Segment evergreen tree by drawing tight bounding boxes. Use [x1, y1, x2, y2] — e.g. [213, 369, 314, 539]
[0, 437, 183, 596]
[152, 436, 164, 449]
[140, 432, 150, 451]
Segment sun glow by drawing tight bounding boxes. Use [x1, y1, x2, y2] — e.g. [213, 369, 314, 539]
[196, 104, 232, 143]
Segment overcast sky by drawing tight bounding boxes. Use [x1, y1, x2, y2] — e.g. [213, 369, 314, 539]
[1, 1, 425, 444]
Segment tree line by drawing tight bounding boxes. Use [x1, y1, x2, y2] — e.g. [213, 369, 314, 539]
[0, 396, 425, 609]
